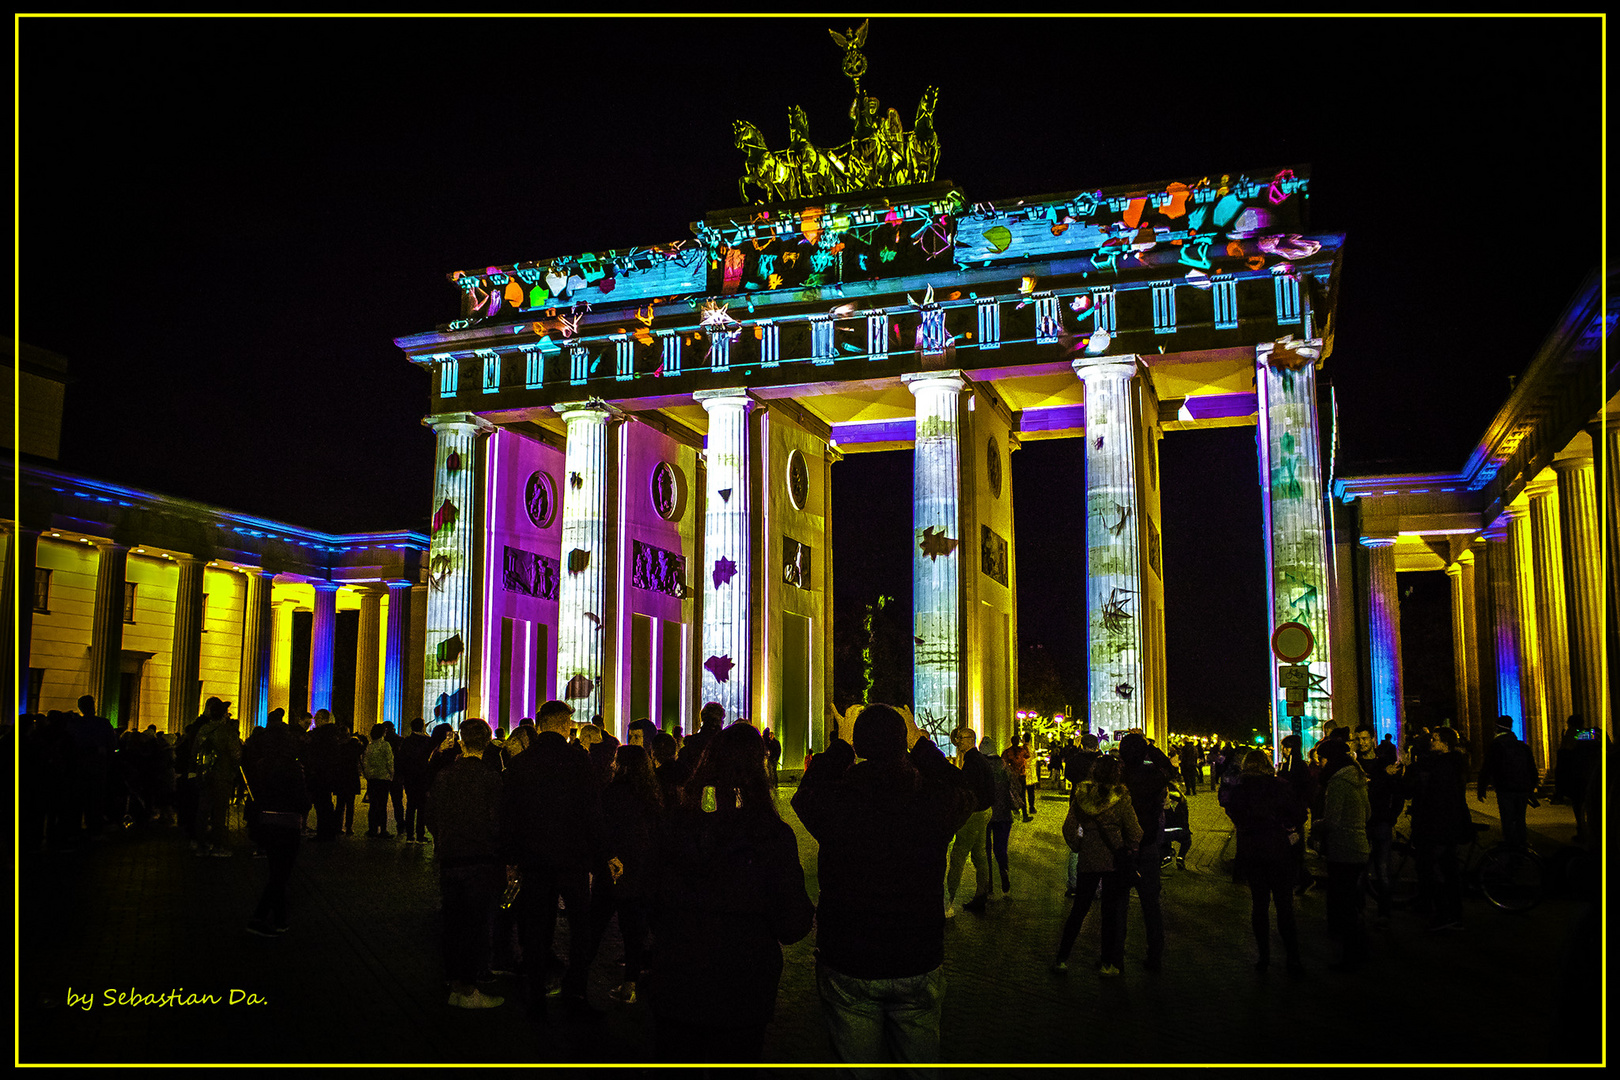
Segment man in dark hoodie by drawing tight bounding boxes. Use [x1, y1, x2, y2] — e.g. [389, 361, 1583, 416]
[791, 704, 975, 1067]
[1117, 732, 1170, 971]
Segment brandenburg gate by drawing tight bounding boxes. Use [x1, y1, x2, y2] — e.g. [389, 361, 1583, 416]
[395, 58, 1346, 760]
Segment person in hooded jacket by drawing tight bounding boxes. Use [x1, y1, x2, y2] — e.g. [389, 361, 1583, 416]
[1223, 750, 1307, 974]
[645, 723, 813, 1063]
[1316, 738, 1371, 969]
[1405, 725, 1474, 931]
[241, 714, 310, 936]
[1054, 755, 1141, 977]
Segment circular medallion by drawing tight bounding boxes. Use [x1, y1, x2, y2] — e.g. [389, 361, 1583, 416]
[523, 471, 556, 529]
[786, 450, 809, 510]
[986, 437, 1003, 499]
[651, 461, 684, 521]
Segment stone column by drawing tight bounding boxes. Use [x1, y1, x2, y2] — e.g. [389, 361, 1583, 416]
[353, 586, 384, 732]
[3, 527, 37, 716]
[269, 596, 296, 719]
[423, 412, 494, 728]
[380, 580, 413, 733]
[696, 390, 754, 724]
[557, 400, 617, 724]
[1469, 539, 1497, 768]
[238, 568, 273, 732]
[1524, 481, 1570, 769]
[1362, 537, 1404, 745]
[1445, 552, 1482, 751]
[88, 541, 129, 726]
[1504, 506, 1546, 756]
[309, 581, 340, 717]
[904, 371, 967, 738]
[1072, 357, 1145, 737]
[1553, 451, 1607, 733]
[167, 555, 206, 733]
[1483, 530, 1525, 730]
[1605, 423, 1620, 725]
[1256, 340, 1335, 746]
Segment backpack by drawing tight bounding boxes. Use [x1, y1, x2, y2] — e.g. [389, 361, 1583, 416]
[193, 721, 220, 778]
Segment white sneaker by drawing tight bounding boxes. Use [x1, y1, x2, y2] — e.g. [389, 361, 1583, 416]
[450, 989, 504, 1009]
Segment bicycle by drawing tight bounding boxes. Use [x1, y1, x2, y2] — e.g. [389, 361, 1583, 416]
[1381, 822, 1544, 913]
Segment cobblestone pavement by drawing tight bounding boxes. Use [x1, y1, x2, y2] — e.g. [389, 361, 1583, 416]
[18, 778, 1603, 1067]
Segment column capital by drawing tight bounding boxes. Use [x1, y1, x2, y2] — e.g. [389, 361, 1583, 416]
[693, 387, 757, 411]
[422, 411, 497, 436]
[556, 398, 624, 422]
[1524, 476, 1559, 500]
[1452, 549, 1476, 567]
[1444, 561, 1464, 577]
[94, 540, 129, 554]
[1255, 337, 1324, 369]
[309, 578, 341, 593]
[1071, 355, 1140, 381]
[1551, 452, 1594, 473]
[901, 370, 966, 394]
[1359, 535, 1398, 549]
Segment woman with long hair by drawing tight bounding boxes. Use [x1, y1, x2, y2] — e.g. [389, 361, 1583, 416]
[645, 723, 814, 1062]
[1054, 754, 1141, 976]
[1223, 749, 1307, 974]
[597, 743, 663, 1005]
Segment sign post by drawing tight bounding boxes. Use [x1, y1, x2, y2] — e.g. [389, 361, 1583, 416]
[1271, 621, 1316, 741]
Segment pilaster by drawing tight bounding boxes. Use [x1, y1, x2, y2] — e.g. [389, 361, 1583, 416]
[696, 389, 754, 724]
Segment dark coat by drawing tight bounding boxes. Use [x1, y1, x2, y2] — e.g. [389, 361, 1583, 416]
[427, 754, 503, 867]
[396, 733, 434, 789]
[499, 731, 605, 872]
[1223, 774, 1306, 865]
[241, 723, 311, 817]
[1407, 749, 1475, 846]
[644, 807, 813, 1027]
[1122, 759, 1172, 849]
[791, 737, 975, 980]
[602, 779, 660, 900]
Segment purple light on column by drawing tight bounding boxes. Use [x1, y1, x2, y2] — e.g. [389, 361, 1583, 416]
[309, 582, 339, 714]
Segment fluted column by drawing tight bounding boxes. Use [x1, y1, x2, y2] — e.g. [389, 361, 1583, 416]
[557, 401, 617, 724]
[1553, 452, 1607, 733]
[696, 390, 754, 724]
[1504, 506, 1546, 757]
[308, 581, 340, 716]
[269, 597, 296, 718]
[238, 568, 273, 732]
[1525, 481, 1570, 770]
[1256, 340, 1335, 746]
[1445, 552, 1482, 750]
[1073, 357, 1145, 737]
[423, 412, 493, 727]
[1484, 530, 1525, 729]
[88, 541, 129, 727]
[380, 580, 413, 733]
[904, 372, 967, 738]
[1362, 537, 1404, 745]
[4, 527, 38, 717]
[353, 586, 384, 732]
[167, 556, 206, 733]
[1605, 424, 1620, 724]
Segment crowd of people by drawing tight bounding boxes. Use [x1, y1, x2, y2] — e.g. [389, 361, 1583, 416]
[15, 694, 1603, 1066]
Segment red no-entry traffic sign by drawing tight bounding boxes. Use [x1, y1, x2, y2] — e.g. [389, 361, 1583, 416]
[1271, 622, 1315, 664]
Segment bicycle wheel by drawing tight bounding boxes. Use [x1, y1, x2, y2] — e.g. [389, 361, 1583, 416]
[1478, 847, 1543, 912]
[1384, 842, 1421, 909]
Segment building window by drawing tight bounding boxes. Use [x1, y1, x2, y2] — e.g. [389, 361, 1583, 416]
[33, 568, 51, 613]
[1274, 273, 1301, 325]
[124, 582, 137, 623]
[614, 335, 634, 380]
[480, 350, 501, 394]
[867, 311, 889, 358]
[438, 355, 458, 397]
[759, 323, 781, 366]
[976, 300, 1000, 348]
[810, 317, 836, 364]
[569, 345, 589, 383]
[28, 668, 45, 714]
[660, 332, 682, 377]
[1093, 287, 1117, 334]
[201, 592, 209, 632]
[523, 345, 545, 389]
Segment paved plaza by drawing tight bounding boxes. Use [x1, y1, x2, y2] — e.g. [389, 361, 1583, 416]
[18, 776, 1602, 1068]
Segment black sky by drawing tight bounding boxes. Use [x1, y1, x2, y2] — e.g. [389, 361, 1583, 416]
[19, 16, 1604, 731]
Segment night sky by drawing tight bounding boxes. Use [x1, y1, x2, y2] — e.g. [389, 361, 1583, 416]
[20, 17, 1603, 735]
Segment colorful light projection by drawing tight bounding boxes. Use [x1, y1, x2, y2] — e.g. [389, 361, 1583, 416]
[1257, 338, 1335, 750]
[904, 371, 965, 743]
[1074, 356, 1147, 738]
[423, 413, 494, 726]
[1505, 506, 1548, 755]
[1484, 530, 1524, 728]
[697, 390, 754, 722]
[555, 402, 616, 724]
[1361, 537, 1402, 745]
